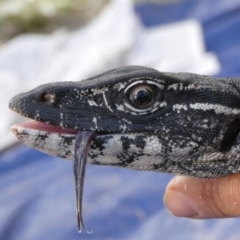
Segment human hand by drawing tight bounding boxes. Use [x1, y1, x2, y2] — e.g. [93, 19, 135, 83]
[164, 174, 240, 218]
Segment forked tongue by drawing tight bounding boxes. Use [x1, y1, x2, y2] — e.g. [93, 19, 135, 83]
[74, 131, 96, 233]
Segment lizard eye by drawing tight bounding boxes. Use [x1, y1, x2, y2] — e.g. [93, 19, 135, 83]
[130, 85, 154, 108]
[116, 80, 165, 115]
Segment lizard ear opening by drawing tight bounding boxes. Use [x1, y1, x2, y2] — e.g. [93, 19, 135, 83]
[220, 119, 240, 152]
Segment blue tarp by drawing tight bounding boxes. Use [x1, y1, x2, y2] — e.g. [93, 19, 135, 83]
[135, 0, 240, 77]
[1, 0, 240, 239]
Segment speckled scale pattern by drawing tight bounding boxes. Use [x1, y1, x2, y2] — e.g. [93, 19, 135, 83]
[9, 65, 240, 177]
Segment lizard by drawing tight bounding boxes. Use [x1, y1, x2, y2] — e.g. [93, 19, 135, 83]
[9, 65, 240, 231]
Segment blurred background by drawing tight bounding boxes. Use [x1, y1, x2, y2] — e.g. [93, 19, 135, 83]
[1, 0, 240, 239]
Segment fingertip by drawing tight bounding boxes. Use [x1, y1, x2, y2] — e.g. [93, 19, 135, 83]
[164, 190, 199, 218]
[164, 174, 240, 219]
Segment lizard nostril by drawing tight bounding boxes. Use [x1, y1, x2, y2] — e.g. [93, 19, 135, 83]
[40, 93, 55, 104]
[220, 119, 240, 152]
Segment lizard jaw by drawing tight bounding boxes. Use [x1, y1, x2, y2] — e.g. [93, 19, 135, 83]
[11, 120, 87, 160]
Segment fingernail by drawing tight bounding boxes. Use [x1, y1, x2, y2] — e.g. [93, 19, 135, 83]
[164, 191, 198, 217]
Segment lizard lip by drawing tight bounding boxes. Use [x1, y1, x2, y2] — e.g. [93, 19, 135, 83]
[11, 120, 79, 135]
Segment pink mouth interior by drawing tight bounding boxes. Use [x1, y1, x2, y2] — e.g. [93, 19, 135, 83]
[16, 120, 79, 135]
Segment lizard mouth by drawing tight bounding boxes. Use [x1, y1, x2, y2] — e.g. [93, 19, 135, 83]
[11, 120, 79, 135]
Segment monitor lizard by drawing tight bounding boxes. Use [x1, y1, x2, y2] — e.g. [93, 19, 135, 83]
[9, 65, 240, 231]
